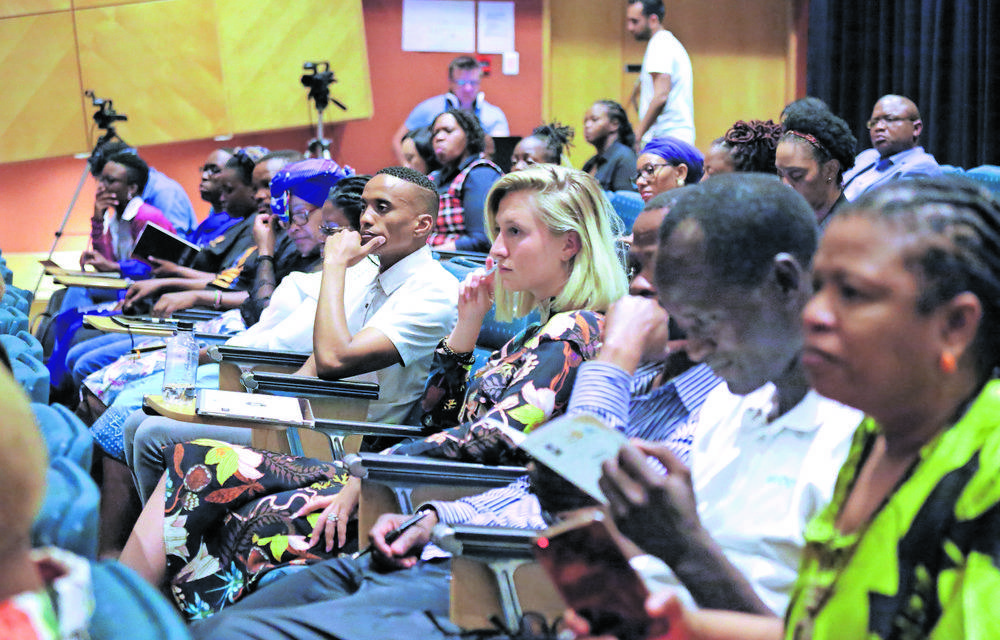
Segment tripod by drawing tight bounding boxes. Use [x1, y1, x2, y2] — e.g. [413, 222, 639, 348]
[301, 62, 347, 159]
[32, 92, 128, 298]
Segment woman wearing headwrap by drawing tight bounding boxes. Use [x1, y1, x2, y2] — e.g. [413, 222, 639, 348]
[633, 135, 704, 202]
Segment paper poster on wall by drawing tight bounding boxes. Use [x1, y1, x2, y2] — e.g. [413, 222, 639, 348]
[402, 0, 476, 52]
[477, 1, 514, 54]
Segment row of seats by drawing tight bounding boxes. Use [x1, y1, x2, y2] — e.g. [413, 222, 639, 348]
[2, 248, 192, 639]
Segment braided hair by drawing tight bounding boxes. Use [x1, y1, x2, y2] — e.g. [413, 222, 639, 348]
[847, 176, 1000, 378]
[718, 119, 783, 174]
[526, 122, 575, 164]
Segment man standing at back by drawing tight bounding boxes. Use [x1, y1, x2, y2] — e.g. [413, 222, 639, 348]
[391, 55, 510, 164]
[841, 94, 941, 201]
[626, 0, 695, 146]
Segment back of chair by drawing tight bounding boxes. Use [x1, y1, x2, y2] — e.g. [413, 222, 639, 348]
[966, 165, 1000, 196]
[89, 560, 191, 639]
[607, 190, 645, 235]
[32, 457, 100, 559]
[31, 402, 93, 471]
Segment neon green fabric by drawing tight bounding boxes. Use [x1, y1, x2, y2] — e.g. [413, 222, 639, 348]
[785, 380, 1000, 640]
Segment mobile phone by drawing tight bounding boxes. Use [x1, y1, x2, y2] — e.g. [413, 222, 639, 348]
[534, 508, 672, 640]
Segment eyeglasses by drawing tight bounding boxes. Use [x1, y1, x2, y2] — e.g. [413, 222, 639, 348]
[451, 78, 480, 87]
[631, 163, 671, 184]
[319, 222, 344, 237]
[199, 164, 222, 176]
[280, 207, 315, 228]
[866, 115, 916, 129]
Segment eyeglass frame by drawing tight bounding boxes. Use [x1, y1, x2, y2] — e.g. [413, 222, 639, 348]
[631, 162, 674, 184]
[865, 115, 917, 129]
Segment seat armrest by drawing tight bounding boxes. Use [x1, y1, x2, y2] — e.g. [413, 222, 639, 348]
[311, 418, 423, 440]
[344, 452, 526, 486]
[208, 344, 311, 368]
[172, 308, 222, 322]
[432, 524, 537, 559]
[241, 370, 380, 399]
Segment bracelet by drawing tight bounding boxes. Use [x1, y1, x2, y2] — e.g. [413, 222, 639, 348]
[438, 338, 476, 365]
[213, 290, 222, 310]
[258, 254, 274, 263]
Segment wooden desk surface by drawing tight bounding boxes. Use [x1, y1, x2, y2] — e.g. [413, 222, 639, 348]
[54, 274, 130, 289]
[84, 315, 174, 337]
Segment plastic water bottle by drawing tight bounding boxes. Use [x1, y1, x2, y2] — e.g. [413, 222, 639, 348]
[162, 321, 198, 404]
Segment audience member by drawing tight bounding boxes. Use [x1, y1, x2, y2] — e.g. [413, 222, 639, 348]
[427, 108, 504, 252]
[89, 140, 197, 236]
[582, 100, 638, 192]
[626, 0, 695, 145]
[701, 119, 782, 180]
[78, 151, 175, 280]
[509, 122, 574, 171]
[392, 55, 510, 164]
[610, 176, 1000, 640]
[634, 136, 703, 202]
[188, 147, 239, 246]
[777, 99, 856, 228]
[842, 94, 942, 201]
[399, 126, 441, 175]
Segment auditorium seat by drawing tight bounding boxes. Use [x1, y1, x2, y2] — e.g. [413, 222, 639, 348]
[32, 457, 100, 559]
[31, 402, 93, 472]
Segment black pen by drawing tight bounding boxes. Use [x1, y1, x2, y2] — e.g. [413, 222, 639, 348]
[352, 511, 430, 560]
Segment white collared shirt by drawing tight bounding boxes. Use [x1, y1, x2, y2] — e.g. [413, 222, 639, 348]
[106, 196, 145, 261]
[343, 245, 458, 423]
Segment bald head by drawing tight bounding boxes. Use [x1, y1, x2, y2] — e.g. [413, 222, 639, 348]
[868, 95, 923, 158]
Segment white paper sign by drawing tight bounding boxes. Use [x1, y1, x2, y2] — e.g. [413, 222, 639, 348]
[477, 1, 515, 54]
[402, 0, 476, 53]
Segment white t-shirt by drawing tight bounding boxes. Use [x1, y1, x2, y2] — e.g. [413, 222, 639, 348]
[643, 383, 862, 614]
[640, 29, 695, 145]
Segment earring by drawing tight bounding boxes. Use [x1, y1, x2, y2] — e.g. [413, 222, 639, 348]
[940, 351, 957, 374]
[677, 178, 685, 187]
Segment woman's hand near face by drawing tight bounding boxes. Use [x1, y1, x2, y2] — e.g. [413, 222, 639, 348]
[252, 213, 279, 257]
[446, 259, 496, 353]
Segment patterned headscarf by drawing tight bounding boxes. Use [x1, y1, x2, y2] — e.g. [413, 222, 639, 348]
[641, 136, 705, 184]
[269, 159, 355, 223]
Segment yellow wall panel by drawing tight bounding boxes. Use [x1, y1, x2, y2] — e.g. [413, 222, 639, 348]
[72, 0, 162, 9]
[0, 13, 87, 162]
[217, 0, 373, 134]
[0, 1, 70, 19]
[75, 0, 228, 146]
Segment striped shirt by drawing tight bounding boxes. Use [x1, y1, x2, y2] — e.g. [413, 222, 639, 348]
[423, 362, 722, 544]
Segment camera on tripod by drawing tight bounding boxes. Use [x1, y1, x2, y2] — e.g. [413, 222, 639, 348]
[301, 62, 347, 113]
[85, 90, 128, 130]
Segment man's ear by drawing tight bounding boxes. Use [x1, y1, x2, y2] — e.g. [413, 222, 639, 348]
[413, 212, 435, 239]
[912, 119, 923, 142]
[771, 252, 806, 298]
[561, 230, 582, 262]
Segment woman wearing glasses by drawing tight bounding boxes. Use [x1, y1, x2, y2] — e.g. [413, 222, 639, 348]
[633, 135, 704, 203]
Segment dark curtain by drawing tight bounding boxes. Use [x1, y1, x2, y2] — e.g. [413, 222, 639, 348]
[807, 0, 1000, 168]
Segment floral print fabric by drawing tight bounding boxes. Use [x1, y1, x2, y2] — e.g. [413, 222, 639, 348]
[163, 439, 353, 620]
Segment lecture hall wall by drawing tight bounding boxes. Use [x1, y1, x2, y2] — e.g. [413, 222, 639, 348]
[0, 0, 802, 257]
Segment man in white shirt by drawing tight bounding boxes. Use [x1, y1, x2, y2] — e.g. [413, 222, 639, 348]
[626, 0, 695, 146]
[601, 173, 862, 616]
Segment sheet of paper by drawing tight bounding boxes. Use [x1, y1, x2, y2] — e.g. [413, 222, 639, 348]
[518, 414, 628, 503]
[477, 1, 514, 54]
[402, 0, 476, 53]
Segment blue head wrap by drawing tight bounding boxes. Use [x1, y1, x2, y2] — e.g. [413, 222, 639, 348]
[640, 136, 705, 184]
[269, 159, 355, 223]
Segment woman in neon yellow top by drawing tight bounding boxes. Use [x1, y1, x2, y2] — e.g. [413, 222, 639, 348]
[593, 176, 1000, 640]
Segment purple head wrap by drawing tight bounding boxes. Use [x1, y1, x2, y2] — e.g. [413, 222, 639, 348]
[269, 159, 355, 223]
[640, 136, 705, 184]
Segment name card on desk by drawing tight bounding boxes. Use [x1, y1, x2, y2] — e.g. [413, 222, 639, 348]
[196, 389, 314, 426]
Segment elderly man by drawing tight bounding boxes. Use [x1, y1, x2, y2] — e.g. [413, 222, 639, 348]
[841, 94, 941, 200]
[391, 55, 510, 164]
[626, 0, 695, 146]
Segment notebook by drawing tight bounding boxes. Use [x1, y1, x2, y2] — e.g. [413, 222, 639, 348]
[130, 221, 201, 266]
